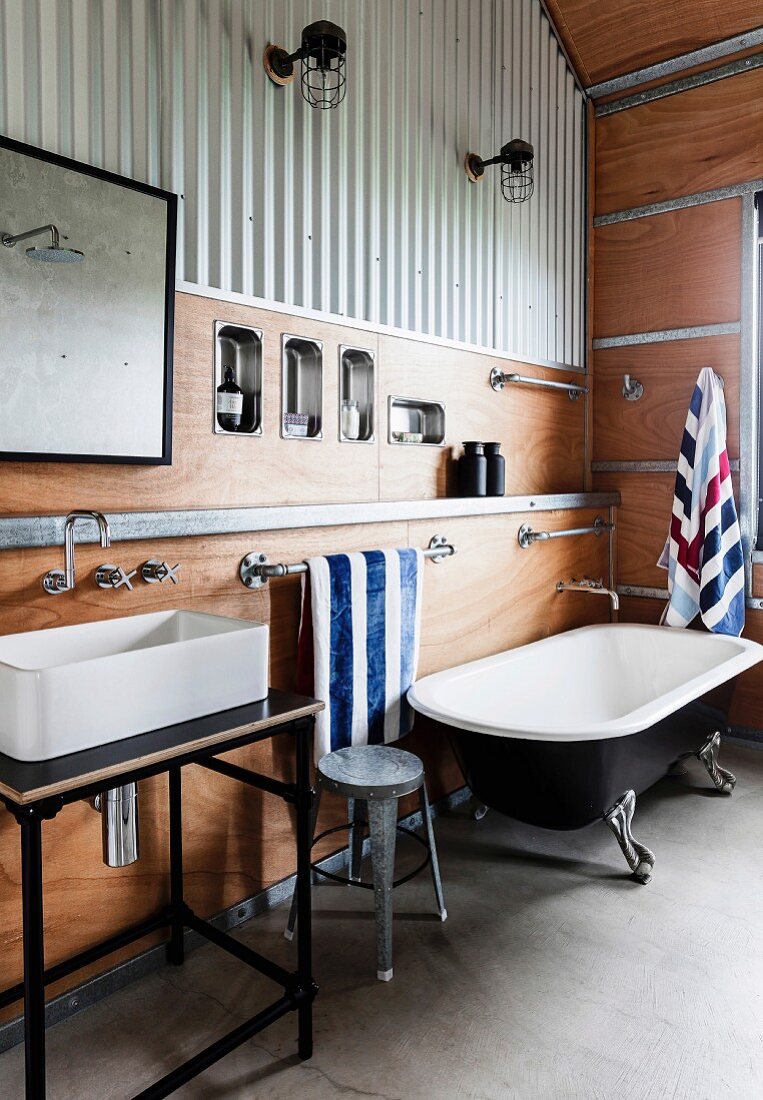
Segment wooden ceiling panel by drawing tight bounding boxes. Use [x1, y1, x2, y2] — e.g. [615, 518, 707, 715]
[544, 0, 762, 86]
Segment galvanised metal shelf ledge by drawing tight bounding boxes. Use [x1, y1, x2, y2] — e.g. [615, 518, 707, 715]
[0, 493, 620, 552]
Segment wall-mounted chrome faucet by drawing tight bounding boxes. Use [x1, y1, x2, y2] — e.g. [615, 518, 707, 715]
[557, 577, 620, 615]
[43, 510, 111, 593]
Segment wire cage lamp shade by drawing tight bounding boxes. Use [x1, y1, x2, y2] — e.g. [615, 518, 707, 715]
[264, 20, 347, 110]
[464, 139, 535, 204]
[500, 140, 534, 203]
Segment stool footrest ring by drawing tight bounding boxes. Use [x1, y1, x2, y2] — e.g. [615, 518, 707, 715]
[310, 822, 431, 890]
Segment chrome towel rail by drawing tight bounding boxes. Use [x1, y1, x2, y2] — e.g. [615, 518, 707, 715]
[240, 534, 457, 589]
[490, 367, 589, 401]
[518, 515, 614, 549]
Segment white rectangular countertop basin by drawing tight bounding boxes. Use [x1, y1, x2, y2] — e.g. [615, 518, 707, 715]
[0, 610, 269, 762]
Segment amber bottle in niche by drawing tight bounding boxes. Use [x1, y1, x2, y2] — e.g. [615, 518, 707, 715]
[216, 365, 244, 432]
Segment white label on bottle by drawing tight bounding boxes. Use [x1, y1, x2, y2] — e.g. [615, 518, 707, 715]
[217, 391, 243, 415]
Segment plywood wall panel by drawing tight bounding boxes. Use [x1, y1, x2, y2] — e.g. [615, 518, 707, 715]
[594, 472, 674, 587]
[413, 508, 610, 676]
[378, 335, 586, 501]
[593, 200, 742, 338]
[596, 69, 763, 215]
[616, 596, 664, 625]
[544, 0, 762, 87]
[592, 335, 740, 462]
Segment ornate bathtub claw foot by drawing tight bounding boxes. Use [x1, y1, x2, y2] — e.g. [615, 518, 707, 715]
[603, 790, 655, 885]
[697, 731, 736, 794]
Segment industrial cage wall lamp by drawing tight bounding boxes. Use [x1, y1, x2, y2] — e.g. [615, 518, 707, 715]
[465, 139, 535, 203]
[263, 20, 347, 109]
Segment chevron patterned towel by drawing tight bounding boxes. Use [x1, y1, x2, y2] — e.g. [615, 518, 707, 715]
[296, 549, 424, 761]
[657, 367, 744, 636]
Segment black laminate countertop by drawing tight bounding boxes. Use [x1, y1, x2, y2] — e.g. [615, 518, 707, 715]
[0, 689, 323, 806]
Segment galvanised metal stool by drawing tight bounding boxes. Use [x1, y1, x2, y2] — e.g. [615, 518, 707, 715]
[285, 744, 447, 981]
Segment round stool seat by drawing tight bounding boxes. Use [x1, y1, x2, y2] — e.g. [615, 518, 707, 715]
[318, 745, 424, 800]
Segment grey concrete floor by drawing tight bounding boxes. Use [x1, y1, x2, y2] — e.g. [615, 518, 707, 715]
[2, 742, 763, 1099]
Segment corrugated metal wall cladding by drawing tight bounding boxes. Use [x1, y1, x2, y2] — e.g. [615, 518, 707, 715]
[0, 0, 584, 367]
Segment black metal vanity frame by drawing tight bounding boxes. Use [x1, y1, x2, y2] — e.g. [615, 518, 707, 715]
[0, 690, 322, 1100]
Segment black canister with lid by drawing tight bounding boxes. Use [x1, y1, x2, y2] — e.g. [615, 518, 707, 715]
[458, 441, 487, 496]
[485, 441, 505, 496]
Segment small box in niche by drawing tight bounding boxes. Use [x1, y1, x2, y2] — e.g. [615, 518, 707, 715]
[283, 412, 309, 438]
[388, 396, 446, 446]
[281, 334, 323, 440]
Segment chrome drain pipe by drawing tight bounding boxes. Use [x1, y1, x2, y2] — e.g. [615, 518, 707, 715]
[93, 784, 140, 867]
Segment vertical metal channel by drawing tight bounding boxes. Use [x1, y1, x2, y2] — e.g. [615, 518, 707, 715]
[0, 0, 584, 366]
[740, 191, 759, 592]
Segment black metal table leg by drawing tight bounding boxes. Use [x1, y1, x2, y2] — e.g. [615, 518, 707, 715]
[295, 717, 315, 1060]
[19, 807, 46, 1099]
[168, 766, 184, 966]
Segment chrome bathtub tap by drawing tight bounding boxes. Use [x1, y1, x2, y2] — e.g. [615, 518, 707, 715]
[43, 510, 111, 593]
[556, 576, 620, 615]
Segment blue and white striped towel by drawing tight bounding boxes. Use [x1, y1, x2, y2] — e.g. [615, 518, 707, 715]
[296, 549, 424, 761]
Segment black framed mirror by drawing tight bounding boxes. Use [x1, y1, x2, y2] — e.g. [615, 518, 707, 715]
[0, 134, 176, 465]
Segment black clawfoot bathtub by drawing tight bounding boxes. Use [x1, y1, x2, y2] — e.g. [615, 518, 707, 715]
[408, 625, 762, 882]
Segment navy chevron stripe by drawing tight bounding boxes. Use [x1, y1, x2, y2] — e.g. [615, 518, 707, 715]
[680, 427, 696, 469]
[674, 471, 692, 520]
[699, 542, 745, 613]
[689, 382, 702, 419]
[720, 495, 738, 534]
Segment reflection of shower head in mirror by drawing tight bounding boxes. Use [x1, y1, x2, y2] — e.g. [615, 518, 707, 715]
[2, 223, 84, 263]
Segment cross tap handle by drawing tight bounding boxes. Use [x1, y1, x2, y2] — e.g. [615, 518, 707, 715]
[141, 559, 181, 585]
[95, 564, 137, 591]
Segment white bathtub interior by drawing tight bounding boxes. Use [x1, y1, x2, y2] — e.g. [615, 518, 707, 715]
[409, 624, 763, 740]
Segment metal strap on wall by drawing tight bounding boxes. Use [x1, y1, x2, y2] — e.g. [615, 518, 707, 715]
[0, 494, 620, 553]
[588, 29, 763, 99]
[592, 460, 741, 474]
[594, 179, 763, 227]
[595, 51, 763, 116]
[593, 323, 740, 350]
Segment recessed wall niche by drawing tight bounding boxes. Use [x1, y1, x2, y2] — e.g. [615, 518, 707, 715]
[281, 334, 323, 440]
[213, 321, 263, 435]
[339, 345, 375, 443]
